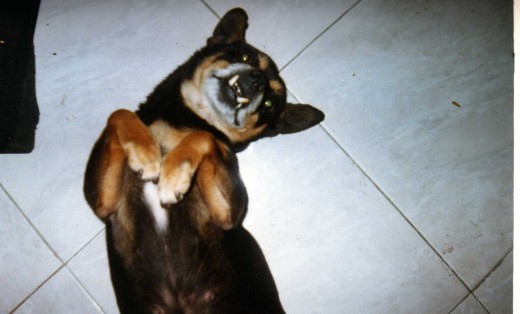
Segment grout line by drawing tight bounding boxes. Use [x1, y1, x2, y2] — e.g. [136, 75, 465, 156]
[7, 228, 106, 313]
[9, 264, 106, 314]
[8, 265, 65, 314]
[447, 292, 491, 314]
[447, 293, 472, 314]
[64, 227, 105, 265]
[280, 0, 363, 72]
[316, 117, 512, 314]
[62, 224, 106, 312]
[471, 246, 513, 293]
[1, 183, 107, 313]
[287, 84, 509, 313]
[289, 114, 479, 306]
[200, 0, 220, 19]
[201, 0, 361, 72]
[196, 1, 509, 308]
[0, 183, 64, 265]
[315, 107, 511, 314]
[64, 264, 107, 314]
[467, 246, 513, 313]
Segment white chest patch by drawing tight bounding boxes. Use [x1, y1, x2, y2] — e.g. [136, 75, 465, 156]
[142, 182, 169, 232]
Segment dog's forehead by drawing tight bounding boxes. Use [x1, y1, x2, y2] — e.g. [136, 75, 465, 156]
[258, 53, 269, 71]
[204, 43, 286, 95]
[212, 43, 277, 71]
[246, 46, 286, 93]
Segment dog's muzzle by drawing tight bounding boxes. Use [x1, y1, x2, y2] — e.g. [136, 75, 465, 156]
[228, 70, 265, 109]
[228, 70, 265, 125]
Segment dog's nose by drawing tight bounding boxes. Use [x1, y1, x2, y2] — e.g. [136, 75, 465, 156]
[247, 70, 265, 91]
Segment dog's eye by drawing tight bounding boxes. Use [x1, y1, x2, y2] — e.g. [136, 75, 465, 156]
[264, 100, 272, 108]
[241, 54, 249, 62]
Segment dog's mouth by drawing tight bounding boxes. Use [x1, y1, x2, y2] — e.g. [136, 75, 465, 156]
[226, 73, 252, 125]
[227, 73, 250, 109]
[206, 65, 265, 128]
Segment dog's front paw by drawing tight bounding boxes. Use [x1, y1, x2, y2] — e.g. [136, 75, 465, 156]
[159, 159, 197, 205]
[123, 141, 161, 181]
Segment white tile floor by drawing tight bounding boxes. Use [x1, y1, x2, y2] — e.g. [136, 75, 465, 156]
[0, 0, 513, 313]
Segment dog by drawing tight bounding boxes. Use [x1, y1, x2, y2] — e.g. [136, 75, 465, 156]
[84, 8, 324, 314]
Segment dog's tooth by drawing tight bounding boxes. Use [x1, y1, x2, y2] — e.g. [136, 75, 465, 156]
[235, 84, 242, 96]
[237, 97, 250, 104]
[228, 74, 239, 87]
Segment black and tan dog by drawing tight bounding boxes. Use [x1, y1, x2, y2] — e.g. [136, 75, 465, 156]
[84, 8, 324, 314]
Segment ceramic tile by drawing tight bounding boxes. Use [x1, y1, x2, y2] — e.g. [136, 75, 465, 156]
[474, 250, 513, 313]
[14, 267, 102, 314]
[451, 295, 487, 314]
[0, 188, 62, 313]
[2, 0, 511, 312]
[205, 0, 359, 68]
[68, 230, 119, 314]
[35, 0, 218, 110]
[238, 126, 467, 313]
[0, 0, 218, 261]
[283, 0, 513, 289]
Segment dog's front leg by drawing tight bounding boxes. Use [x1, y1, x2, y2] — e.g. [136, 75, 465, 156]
[84, 109, 161, 219]
[158, 131, 216, 204]
[159, 131, 246, 229]
[197, 151, 247, 230]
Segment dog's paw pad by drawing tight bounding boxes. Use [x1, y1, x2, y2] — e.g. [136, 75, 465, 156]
[159, 161, 195, 205]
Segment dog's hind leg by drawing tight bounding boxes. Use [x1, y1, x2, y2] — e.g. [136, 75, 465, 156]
[84, 109, 161, 219]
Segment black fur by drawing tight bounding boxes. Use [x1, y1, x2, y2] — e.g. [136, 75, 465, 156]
[135, 40, 290, 151]
[85, 8, 324, 314]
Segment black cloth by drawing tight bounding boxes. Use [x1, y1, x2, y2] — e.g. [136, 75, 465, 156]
[0, 1, 40, 153]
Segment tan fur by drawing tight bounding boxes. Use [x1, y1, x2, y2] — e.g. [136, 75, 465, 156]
[180, 57, 232, 136]
[198, 155, 233, 230]
[269, 79, 284, 95]
[149, 120, 191, 152]
[96, 130, 126, 218]
[94, 109, 161, 219]
[159, 131, 235, 229]
[258, 53, 269, 71]
[195, 57, 227, 89]
[92, 107, 245, 230]
[180, 57, 268, 145]
[224, 113, 267, 144]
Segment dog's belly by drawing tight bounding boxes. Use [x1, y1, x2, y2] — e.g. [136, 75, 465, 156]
[108, 171, 240, 313]
[142, 181, 169, 232]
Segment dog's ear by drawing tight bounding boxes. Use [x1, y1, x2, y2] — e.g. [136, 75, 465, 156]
[208, 8, 249, 45]
[273, 104, 325, 135]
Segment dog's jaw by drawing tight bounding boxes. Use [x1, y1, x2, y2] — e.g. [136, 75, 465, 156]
[180, 63, 265, 142]
[204, 63, 264, 128]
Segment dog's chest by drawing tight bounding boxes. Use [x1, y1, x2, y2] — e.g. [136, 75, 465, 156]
[148, 120, 191, 152]
[142, 181, 169, 232]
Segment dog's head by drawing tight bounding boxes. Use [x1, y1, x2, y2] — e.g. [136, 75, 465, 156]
[180, 8, 324, 149]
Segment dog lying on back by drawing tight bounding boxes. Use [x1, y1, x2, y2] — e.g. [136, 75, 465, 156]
[84, 8, 324, 314]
